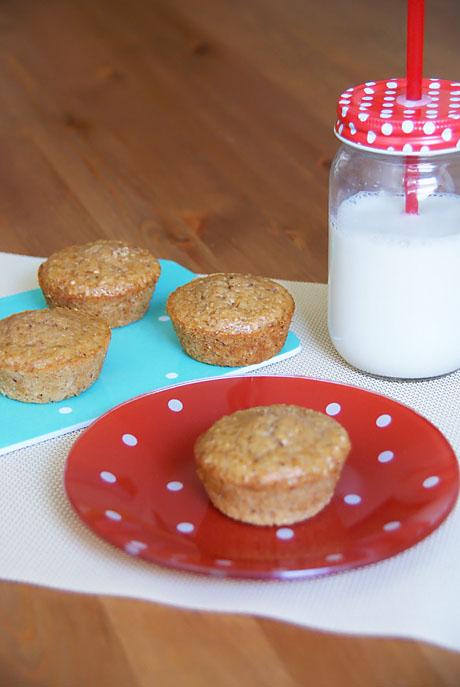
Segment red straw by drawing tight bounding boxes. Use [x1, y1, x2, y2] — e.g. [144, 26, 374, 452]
[404, 0, 425, 214]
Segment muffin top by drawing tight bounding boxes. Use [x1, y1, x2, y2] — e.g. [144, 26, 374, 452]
[195, 404, 351, 489]
[0, 308, 111, 373]
[167, 273, 294, 334]
[38, 240, 160, 299]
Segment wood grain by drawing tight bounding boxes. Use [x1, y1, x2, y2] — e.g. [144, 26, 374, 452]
[0, 0, 459, 684]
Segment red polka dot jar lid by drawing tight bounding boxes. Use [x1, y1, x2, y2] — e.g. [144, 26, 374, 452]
[335, 78, 460, 155]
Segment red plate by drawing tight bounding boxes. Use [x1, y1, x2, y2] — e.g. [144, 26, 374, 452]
[64, 376, 459, 580]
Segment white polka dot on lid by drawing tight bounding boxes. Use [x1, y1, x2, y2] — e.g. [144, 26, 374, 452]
[359, 103, 372, 109]
[325, 402, 341, 416]
[376, 414, 392, 428]
[122, 433, 138, 447]
[442, 128, 453, 142]
[426, 110, 438, 116]
[402, 143, 413, 153]
[450, 90, 460, 95]
[177, 522, 194, 533]
[423, 475, 440, 488]
[100, 471, 117, 484]
[338, 123, 344, 135]
[450, 96, 460, 102]
[385, 90, 396, 95]
[402, 120, 414, 134]
[105, 510, 122, 521]
[349, 122, 357, 135]
[420, 145, 431, 154]
[380, 113, 393, 119]
[367, 131, 377, 144]
[426, 114, 438, 119]
[383, 95, 395, 101]
[325, 553, 344, 563]
[358, 113, 369, 121]
[423, 121, 436, 135]
[383, 521, 401, 532]
[387, 146, 395, 151]
[386, 81, 397, 88]
[215, 559, 232, 566]
[381, 123, 393, 136]
[341, 107, 349, 117]
[364, 87, 375, 94]
[167, 481, 183, 492]
[276, 527, 294, 540]
[344, 494, 361, 505]
[450, 103, 460, 109]
[165, 372, 179, 379]
[378, 450, 395, 463]
[58, 406, 73, 415]
[362, 96, 373, 101]
[158, 315, 170, 322]
[168, 399, 183, 412]
[430, 82, 441, 89]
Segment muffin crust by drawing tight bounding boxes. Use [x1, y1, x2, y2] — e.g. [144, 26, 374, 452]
[38, 240, 160, 327]
[0, 308, 111, 403]
[167, 273, 294, 366]
[195, 404, 351, 525]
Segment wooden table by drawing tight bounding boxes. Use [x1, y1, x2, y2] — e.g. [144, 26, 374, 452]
[1, 1, 459, 684]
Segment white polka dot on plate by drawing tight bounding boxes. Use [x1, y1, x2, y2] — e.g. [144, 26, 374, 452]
[105, 510, 122, 521]
[325, 402, 341, 416]
[122, 433, 138, 447]
[325, 553, 343, 563]
[167, 481, 183, 492]
[125, 540, 147, 555]
[376, 414, 392, 428]
[177, 522, 194, 534]
[423, 475, 440, 489]
[58, 406, 73, 415]
[100, 471, 117, 484]
[158, 315, 170, 322]
[383, 520, 401, 532]
[378, 450, 394, 463]
[276, 527, 294, 540]
[165, 372, 179, 379]
[344, 493, 362, 505]
[168, 399, 183, 412]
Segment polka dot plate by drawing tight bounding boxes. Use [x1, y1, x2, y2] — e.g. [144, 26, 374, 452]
[64, 375, 459, 580]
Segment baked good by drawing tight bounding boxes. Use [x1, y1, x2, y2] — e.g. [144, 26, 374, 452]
[166, 273, 294, 366]
[194, 404, 351, 526]
[0, 308, 111, 403]
[38, 240, 160, 327]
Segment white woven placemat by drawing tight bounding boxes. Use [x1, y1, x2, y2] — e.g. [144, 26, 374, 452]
[0, 252, 459, 651]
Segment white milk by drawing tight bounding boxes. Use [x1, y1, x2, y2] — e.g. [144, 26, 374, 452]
[328, 192, 460, 378]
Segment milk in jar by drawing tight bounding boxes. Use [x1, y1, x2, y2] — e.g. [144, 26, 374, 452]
[328, 192, 460, 378]
[329, 78, 460, 379]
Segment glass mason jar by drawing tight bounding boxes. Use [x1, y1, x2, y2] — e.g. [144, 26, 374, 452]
[328, 143, 460, 379]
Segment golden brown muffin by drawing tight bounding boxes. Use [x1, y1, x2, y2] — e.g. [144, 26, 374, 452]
[166, 273, 294, 366]
[194, 404, 351, 526]
[38, 240, 161, 328]
[0, 308, 111, 403]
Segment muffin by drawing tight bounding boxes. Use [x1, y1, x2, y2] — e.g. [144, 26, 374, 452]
[166, 273, 294, 366]
[38, 240, 161, 327]
[194, 404, 351, 526]
[0, 308, 111, 403]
